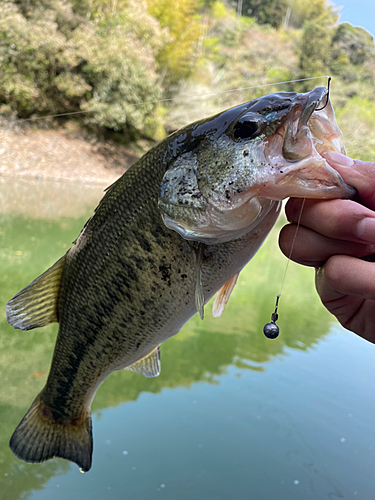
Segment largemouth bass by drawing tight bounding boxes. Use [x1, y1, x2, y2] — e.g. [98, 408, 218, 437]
[6, 86, 354, 472]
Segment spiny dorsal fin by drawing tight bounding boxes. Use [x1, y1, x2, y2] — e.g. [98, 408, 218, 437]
[126, 346, 161, 378]
[212, 272, 239, 318]
[6, 256, 66, 331]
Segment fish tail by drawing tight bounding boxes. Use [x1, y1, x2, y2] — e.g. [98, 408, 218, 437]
[9, 393, 93, 472]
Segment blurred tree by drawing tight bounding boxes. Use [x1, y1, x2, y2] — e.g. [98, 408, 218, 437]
[0, 2, 76, 115]
[146, 0, 205, 88]
[241, 0, 289, 28]
[1, 0, 375, 148]
[0, 1, 165, 138]
[331, 22, 374, 67]
[72, 0, 131, 17]
[299, 19, 332, 78]
[288, 0, 338, 29]
[297, 2, 338, 86]
[74, 6, 166, 137]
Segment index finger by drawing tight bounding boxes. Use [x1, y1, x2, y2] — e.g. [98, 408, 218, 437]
[323, 151, 375, 210]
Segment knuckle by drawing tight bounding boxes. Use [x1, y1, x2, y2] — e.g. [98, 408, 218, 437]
[285, 198, 302, 222]
[323, 200, 369, 240]
[278, 224, 293, 255]
[324, 255, 349, 291]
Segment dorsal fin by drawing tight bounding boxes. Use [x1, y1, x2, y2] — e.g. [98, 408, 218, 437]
[212, 272, 239, 318]
[6, 256, 66, 331]
[125, 346, 161, 378]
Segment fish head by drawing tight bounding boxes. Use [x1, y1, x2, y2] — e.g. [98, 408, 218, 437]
[159, 86, 355, 244]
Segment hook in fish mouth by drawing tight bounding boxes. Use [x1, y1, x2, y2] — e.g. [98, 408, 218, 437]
[158, 86, 355, 246]
[281, 86, 331, 161]
[247, 86, 355, 201]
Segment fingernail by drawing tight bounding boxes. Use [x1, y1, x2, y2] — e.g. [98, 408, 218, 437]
[357, 218, 375, 243]
[324, 150, 354, 167]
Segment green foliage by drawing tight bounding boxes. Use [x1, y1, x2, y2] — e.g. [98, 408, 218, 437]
[331, 22, 375, 67]
[0, 3, 70, 114]
[296, 1, 339, 86]
[0, 1, 164, 138]
[242, 0, 289, 29]
[73, 7, 166, 135]
[1, 0, 375, 146]
[298, 19, 333, 79]
[146, 0, 204, 87]
[211, 0, 236, 20]
[336, 97, 375, 161]
[288, 0, 339, 29]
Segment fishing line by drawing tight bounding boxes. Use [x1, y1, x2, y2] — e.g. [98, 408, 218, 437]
[17, 75, 329, 123]
[14, 74, 326, 335]
[263, 74, 332, 339]
[263, 198, 306, 339]
[280, 197, 306, 294]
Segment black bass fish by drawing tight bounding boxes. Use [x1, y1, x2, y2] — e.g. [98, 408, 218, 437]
[6, 86, 354, 472]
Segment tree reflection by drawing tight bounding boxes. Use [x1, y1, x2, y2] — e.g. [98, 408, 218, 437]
[0, 186, 332, 499]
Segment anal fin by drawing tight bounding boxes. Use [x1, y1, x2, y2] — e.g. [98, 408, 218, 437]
[212, 272, 239, 318]
[6, 256, 66, 331]
[125, 346, 161, 378]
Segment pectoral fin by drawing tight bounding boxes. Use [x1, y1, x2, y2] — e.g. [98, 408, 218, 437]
[126, 346, 161, 378]
[212, 272, 239, 318]
[6, 256, 66, 331]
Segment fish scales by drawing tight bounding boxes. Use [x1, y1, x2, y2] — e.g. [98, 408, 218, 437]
[40, 135, 266, 420]
[47, 146, 194, 413]
[6, 86, 355, 471]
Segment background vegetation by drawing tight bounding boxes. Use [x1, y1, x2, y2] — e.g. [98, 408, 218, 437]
[0, 0, 374, 158]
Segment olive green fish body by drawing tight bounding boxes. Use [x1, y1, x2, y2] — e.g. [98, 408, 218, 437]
[43, 141, 280, 420]
[6, 87, 355, 471]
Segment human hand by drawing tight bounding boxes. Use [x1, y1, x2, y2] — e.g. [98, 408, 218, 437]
[279, 151, 375, 343]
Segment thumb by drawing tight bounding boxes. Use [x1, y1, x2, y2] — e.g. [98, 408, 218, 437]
[322, 151, 375, 210]
[315, 255, 375, 343]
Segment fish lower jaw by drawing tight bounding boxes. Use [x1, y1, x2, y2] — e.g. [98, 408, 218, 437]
[257, 155, 355, 201]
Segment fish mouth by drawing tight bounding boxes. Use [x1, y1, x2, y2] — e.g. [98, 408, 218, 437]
[158, 86, 355, 245]
[260, 86, 355, 200]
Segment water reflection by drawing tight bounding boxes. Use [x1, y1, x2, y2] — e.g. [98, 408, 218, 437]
[0, 178, 333, 498]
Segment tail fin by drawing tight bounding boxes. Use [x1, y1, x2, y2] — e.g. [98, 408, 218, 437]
[9, 393, 93, 472]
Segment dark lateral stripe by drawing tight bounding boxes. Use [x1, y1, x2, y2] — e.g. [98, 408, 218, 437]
[47, 258, 141, 415]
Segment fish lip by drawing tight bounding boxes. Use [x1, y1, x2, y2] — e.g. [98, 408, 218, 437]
[282, 86, 328, 126]
[298, 87, 328, 127]
[274, 157, 356, 199]
[289, 86, 329, 133]
[281, 86, 336, 163]
[259, 86, 355, 200]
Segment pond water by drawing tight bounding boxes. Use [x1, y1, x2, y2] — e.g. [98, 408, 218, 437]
[0, 177, 374, 500]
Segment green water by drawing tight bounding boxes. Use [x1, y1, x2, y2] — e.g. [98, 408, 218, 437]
[0, 178, 374, 500]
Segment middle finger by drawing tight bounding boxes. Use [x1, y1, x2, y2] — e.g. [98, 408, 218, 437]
[279, 224, 375, 267]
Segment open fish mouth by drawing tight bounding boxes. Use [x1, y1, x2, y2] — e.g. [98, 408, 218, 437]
[259, 86, 354, 200]
[283, 86, 345, 161]
[158, 86, 355, 245]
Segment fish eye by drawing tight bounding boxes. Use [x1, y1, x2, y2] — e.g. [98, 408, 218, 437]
[233, 113, 264, 140]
